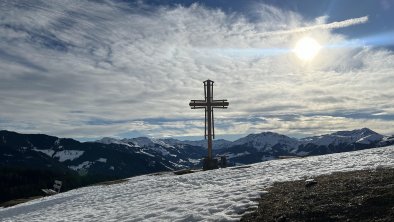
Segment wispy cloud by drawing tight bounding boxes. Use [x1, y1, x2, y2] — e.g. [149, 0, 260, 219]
[255, 16, 369, 37]
[0, 1, 393, 140]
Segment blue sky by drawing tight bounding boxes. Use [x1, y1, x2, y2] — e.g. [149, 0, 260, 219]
[1, 0, 394, 141]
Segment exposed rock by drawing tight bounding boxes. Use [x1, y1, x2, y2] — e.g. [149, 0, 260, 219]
[305, 178, 317, 187]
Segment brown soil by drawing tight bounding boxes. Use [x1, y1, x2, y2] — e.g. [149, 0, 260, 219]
[241, 167, 394, 222]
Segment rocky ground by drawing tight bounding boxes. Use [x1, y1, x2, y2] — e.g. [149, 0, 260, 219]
[241, 167, 394, 222]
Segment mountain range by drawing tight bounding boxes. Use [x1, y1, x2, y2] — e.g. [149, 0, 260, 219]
[1, 128, 393, 203]
[1, 128, 393, 176]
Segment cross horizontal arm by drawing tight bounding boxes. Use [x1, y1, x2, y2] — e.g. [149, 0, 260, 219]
[190, 100, 206, 102]
[210, 101, 229, 107]
[189, 101, 208, 108]
[190, 106, 228, 109]
[189, 100, 229, 108]
[212, 106, 228, 109]
[190, 106, 206, 109]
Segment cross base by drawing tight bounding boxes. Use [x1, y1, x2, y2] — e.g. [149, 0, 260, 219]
[202, 157, 218, 171]
[202, 156, 228, 171]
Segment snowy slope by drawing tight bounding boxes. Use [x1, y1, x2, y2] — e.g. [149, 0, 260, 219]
[1, 146, 393, 222]
[300, 128, 383, 146]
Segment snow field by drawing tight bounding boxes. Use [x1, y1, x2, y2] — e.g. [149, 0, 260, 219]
[1, 146, 393, 221]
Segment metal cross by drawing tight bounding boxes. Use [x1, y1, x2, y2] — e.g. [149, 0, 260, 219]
[189, 80, 229, 160]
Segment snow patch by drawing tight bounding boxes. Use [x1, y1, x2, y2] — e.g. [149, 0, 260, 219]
[68, 161, 93, 171]
[188, 158, 201, 164]
[226, 151, 251, 159]
[53, 150, 84, 162]
[54, 139, 61, 145]
[137, 150, 155, 157]
[357, 134, 384, 144]
[96, 158, 107, 163]
[33, 149, 55, 157]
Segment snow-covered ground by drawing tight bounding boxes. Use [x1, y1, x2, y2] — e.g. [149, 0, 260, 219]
[1, 146, 393, 222]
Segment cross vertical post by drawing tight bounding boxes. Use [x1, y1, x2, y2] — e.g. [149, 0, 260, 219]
[189, 80, 229, 170]
[206, 80, 213, 159]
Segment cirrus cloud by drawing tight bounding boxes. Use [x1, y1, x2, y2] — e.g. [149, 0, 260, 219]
[0, 0, 393, 140]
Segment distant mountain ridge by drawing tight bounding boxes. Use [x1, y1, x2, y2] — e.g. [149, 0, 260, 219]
[1, 128, 393, 178]
[0, 130, 205, 178]
[93, 128, 394, 164]
[300, 128, 384, 146]
[223, 128, 393, 163]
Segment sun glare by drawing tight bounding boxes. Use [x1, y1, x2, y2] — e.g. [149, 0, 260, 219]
[294, 37, 321, 61]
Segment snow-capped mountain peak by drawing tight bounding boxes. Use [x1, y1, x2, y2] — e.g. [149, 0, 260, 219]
[122, 137, 154, 148]
[96, 137, 121, 145]
[332, 128, 377, 137]
[95, 137, 135, 147]
[232, 132, 299, 151]
[301, 128, 383, 146]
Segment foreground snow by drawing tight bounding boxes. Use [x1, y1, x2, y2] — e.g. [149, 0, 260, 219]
[1, 146, 393, 222]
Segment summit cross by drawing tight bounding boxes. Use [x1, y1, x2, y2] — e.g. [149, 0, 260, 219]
[189, 80, 229, 170]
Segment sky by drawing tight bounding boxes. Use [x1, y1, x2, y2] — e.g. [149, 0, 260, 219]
[0, 0, 394, 141]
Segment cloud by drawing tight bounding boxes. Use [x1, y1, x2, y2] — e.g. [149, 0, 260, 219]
[254, 16, 369, 37]
[0, 1, 393, 140]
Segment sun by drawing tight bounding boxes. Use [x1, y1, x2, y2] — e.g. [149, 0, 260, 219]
[294, 37, 321, 61]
